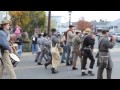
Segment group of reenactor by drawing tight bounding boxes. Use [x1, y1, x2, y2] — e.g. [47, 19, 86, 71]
[58, 25, 116, 79]
[33, 24, 116, 79]
[0, 18, 116, 79]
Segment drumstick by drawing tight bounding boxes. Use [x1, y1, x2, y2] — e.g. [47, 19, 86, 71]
[9, 42, 17, 53]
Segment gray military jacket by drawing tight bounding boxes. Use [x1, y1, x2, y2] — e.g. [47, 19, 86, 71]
[51, 33, 59, 47]
[97, 35, 116, 69]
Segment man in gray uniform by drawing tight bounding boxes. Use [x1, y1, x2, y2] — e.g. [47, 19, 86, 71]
[37, 33, 51, 65]
[97, 29, 116, 79]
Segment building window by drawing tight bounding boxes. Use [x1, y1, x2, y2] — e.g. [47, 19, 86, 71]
[110, 26, 113, 29]
[114, 26, 118, 29]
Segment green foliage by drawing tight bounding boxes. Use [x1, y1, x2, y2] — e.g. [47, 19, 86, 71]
[9, 11, 47, 34]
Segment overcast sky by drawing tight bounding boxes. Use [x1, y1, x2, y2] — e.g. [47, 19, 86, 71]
[48, 11, 120, 22]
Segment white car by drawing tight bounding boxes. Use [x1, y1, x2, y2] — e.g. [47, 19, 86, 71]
[115, 33, 120, 42]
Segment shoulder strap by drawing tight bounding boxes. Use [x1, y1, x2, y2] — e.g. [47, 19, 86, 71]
[98, 38, 104, 49]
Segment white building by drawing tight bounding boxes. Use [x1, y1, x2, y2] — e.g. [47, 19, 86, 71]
[0, 11, 10, 23]
[91, 20, 110, 33]
[107, 18, 120, 33]
[51, 16, 69, 34]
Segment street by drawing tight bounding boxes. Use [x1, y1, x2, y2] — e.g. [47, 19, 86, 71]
[2, 37, 120, 79]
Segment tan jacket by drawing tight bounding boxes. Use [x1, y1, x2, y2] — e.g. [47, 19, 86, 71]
[67, 30, 76, 43]
[73, 35, 82, 49]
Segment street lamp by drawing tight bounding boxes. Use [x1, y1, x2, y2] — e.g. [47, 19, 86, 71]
[48, 11, 51, 36]
[68, 11, 72, 26]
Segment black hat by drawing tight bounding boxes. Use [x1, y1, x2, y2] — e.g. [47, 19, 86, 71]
[43, 33, 48, 37]
[69, 25, 74, 28]
[51, 28, 56, 32]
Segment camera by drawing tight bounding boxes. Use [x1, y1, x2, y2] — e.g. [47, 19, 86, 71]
[109, 35, 113, 42]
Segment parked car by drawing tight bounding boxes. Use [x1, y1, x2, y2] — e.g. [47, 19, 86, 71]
[115, 33, 120, 42]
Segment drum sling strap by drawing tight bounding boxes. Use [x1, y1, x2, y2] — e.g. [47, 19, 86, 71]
[0, 49, 3, 65]
[0, 58, 3, 65]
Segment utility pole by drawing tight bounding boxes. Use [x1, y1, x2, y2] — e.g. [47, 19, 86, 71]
[48, 11, 51, 36]
[68, 11, 72, 26]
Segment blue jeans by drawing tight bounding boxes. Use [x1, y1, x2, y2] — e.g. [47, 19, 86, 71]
[18, 45, 23, 57]
[66, 42, 72, 63]
[32, 44, 38, 54]
[61, 45, 67, 62]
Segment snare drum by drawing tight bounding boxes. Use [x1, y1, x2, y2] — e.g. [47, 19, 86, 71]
[9, 53, 20, 67]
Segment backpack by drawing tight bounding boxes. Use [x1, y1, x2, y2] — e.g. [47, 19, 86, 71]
[64, 29, 73, 41]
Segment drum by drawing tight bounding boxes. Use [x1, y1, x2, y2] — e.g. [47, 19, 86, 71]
[9, 53, 20, 67]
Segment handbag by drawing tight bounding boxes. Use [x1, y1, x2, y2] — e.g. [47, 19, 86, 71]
[51, 44, 59, 54]
[99, 55, 109, 68]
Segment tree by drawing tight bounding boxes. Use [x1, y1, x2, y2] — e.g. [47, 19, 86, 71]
[77, 19, 92, 32]
[10, 11, 47, 34]
[9, 11, 31, 32]
[29, 11, 46, 33]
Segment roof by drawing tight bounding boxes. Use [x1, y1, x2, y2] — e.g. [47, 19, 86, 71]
[107, 18, 120, 26]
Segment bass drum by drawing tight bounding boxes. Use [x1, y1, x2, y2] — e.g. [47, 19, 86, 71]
[9, 53, 20, 67]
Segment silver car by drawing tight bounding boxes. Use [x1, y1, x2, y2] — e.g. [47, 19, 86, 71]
[115, 33, 120, 42]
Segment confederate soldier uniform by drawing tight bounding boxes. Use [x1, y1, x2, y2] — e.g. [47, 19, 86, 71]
[35, 34, 42, 62]
[96, 29, 116, 79]
[72, 30, 82, 70]
[37, 33, 51, 65]
[44, 36, 52, 69]
[81, 28, 95, 76]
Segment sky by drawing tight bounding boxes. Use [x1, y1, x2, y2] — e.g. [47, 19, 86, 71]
[47, 11, 120, 23]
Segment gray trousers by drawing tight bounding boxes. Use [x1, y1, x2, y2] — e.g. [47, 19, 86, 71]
[97, 67, 112, 79]
[97, 52, 113, 79]
[37, 46, 51, 63]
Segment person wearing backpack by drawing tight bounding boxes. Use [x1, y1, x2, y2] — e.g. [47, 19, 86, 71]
[65, 25, 76, 66]
[97, 29, 116, 79]
[0, 19, 16, 79]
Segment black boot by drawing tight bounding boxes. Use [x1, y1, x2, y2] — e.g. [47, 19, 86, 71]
[72, 67, 78, 70]
[61, 61, 65, 63]
[66, 62, 71, 66]
[51, 68, 59, 74]
[88, 71, 94, 76]
[38, 63, 43, 65]
[44, 63, 48, 69]
[81, 72, 88, 76]
[35, 59, 37, 62]
[70, 60, 73, 65]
